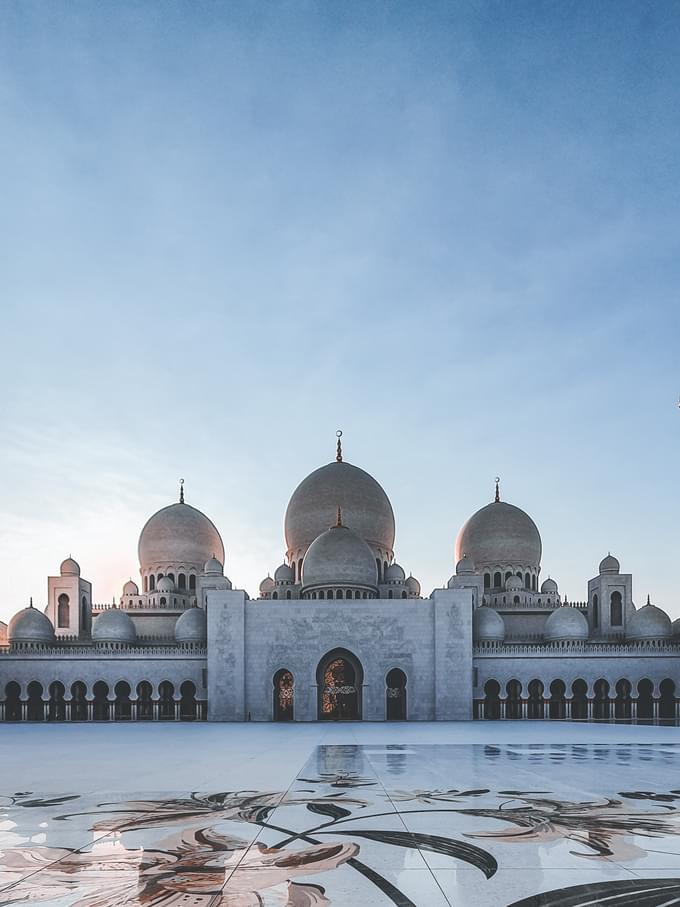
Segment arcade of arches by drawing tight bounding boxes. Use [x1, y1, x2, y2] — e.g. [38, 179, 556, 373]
[1, 680, 204, 721]
[476, 678, 679, 724]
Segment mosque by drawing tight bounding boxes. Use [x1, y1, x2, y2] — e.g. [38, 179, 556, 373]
[1, 435, 678, 724]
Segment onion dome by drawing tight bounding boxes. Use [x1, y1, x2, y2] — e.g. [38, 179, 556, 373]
[672, 618, 680, 638]
[92, 607, 136, 644]
[406, 574, 421, 596]
[203, 557, 223, 576]
[599, 553, 620, 575]
[259, 576, 275, 595]
[544, 605, 589, 641]
[385, 563, 406, 583]
[60, 556, 80, 576]
[138, 487, 224, 574]
[285, 439, 395, 560]
[456, 555, 475, 575]
[122, 579, 139, 596]
[301, 511, 378, 593]
[175, 607, 207, 644]
[505, 575, 524, 591]
[157, 576, 175, 593]
[627, 597, 672, 641]
[274, 563, 295, 584]
[541, 577, 558, 594]
[473, 607, 505, 642]
[455, 482, 542, 572]
[8, 604, 55, 644]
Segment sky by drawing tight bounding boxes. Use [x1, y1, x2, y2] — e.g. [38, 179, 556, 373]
[0, 1, 679, 622]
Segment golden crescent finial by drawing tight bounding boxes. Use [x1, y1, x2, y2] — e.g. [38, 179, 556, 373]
[336, 430, 343, 462]
[494, 476, 500, 503]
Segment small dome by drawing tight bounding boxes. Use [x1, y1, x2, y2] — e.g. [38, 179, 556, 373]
[60, 557, 80, 576]
[456, 555, 475, 575]
[599, 554, 620, 575]
[406, 574, 421, 596]
[203, 557, 223, 576]
[541, 578, 558, 594]
[157, 576, 175, 593]
[274, 563, 295, 584]
[544, 605, 589, 641]
[473, 607, 505, 642]
[385, 563, 406, 583]
[285, 460, 395, 558]
[505, 575, 523, 591]
[92, 608, 136, 644]
[8, 606, 55, 644]
[122, 579, 139, 596]
[627, 600, 672, 641]
[175, 607, 207, 644]
[672, 617, 680, 638]
[259, 576, 275, 594]
[456, 497, 542, 571]
[138, 501, 224, 573]
[302, 522, 378, 591]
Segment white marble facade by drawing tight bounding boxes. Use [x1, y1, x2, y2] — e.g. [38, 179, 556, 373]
[1, 438, 679, 723]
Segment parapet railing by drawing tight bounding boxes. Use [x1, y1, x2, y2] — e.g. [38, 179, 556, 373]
[474, 639, 680, 656]
[0, 643, 207, 657]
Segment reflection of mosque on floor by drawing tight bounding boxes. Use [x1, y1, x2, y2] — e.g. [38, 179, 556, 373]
[1, 435, 679, 723]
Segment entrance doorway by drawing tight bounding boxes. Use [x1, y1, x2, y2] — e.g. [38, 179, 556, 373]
[386, 668, 407, 720]
[317, 649, 362, 720]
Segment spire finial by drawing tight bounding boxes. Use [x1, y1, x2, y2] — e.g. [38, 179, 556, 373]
[494, 476, 501, 503]
[336, 506, 343, 527]
[29, 596, 33, 609]
[336, 430, 343, 462]
[179, 478, 185, 504]
[647, 593, 651, 606]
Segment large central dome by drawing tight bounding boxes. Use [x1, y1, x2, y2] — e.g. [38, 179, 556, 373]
[285, 459, 395, 560]
[138, 501, 225, 573]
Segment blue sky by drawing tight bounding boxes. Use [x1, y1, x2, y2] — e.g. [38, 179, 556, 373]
[1, 1, 679, 620]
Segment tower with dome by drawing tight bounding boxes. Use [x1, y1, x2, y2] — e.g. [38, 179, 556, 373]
[0, 438, 678, 725]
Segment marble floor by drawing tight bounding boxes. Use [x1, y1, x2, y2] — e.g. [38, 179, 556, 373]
[1, 723, 680, 905]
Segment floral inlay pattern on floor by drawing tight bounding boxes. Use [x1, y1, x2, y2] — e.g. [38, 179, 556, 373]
[2, 744, 680, 906]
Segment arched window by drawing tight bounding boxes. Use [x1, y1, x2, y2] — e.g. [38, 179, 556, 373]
[57, 594, 70, 628]
[272, 592, 278, 600]
[114, 681, 132, 720]
[27, 681, 44, 721]
[401, 591, 407, 599]
[493, 572, 502, 588]
[527, 679, 544, 719]
[273, 669, 294, 721]
[317, 649, 363, 720]
[483, 680, 501, 719]
[149, 575, 156, 592]
[484, 573, 491, 589]
[505, 571, 512, 582]
[286, 590, 292, 600]
[592, 593, 599, 628]
[157, 573, 164, 582]
[93, 681, 110, 721]
[594, 679, 610, 720]
[189, 575, 196, 592]
[180, 681, 197, 721]
[506, 680, 522, 719]
[318, 590, 325, 599]
[549, 680, 566, 719]
[388, 590, 393, 599]
[81, 596, 88, 631]
[376, 559, 382, 582]
[513, 595, 520, 605]
[532, 575, 537, 591]
[327, 590, 333, 600]
[4, 682, 21, 721]
[525, 572, 531, 590]
[386, 668, 407, 720]
[178, 574, 186, 590]
[158, 681, 175, 720]
[615, 679, 632, 721]
[660, 679, 676, 726]
[167, 573, 175, 584]
[48, 681, 66, 722]
[610, 591, 623, 626]
[637, 678, 654, 724]
[571, 679, 588, 720]
[136, 681, 153, 720]
[336, 590, 343, 599]
[143, 575, 148, 593]
[160, 596, 167, 606]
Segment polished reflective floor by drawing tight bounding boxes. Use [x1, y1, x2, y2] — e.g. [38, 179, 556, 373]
[1, 724, 680, 905]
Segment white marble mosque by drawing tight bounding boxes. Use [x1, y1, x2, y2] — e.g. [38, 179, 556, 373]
[1, 434, 679, 724]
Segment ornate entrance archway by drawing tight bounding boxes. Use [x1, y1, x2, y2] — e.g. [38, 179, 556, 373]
[317, 649, 363, 720]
